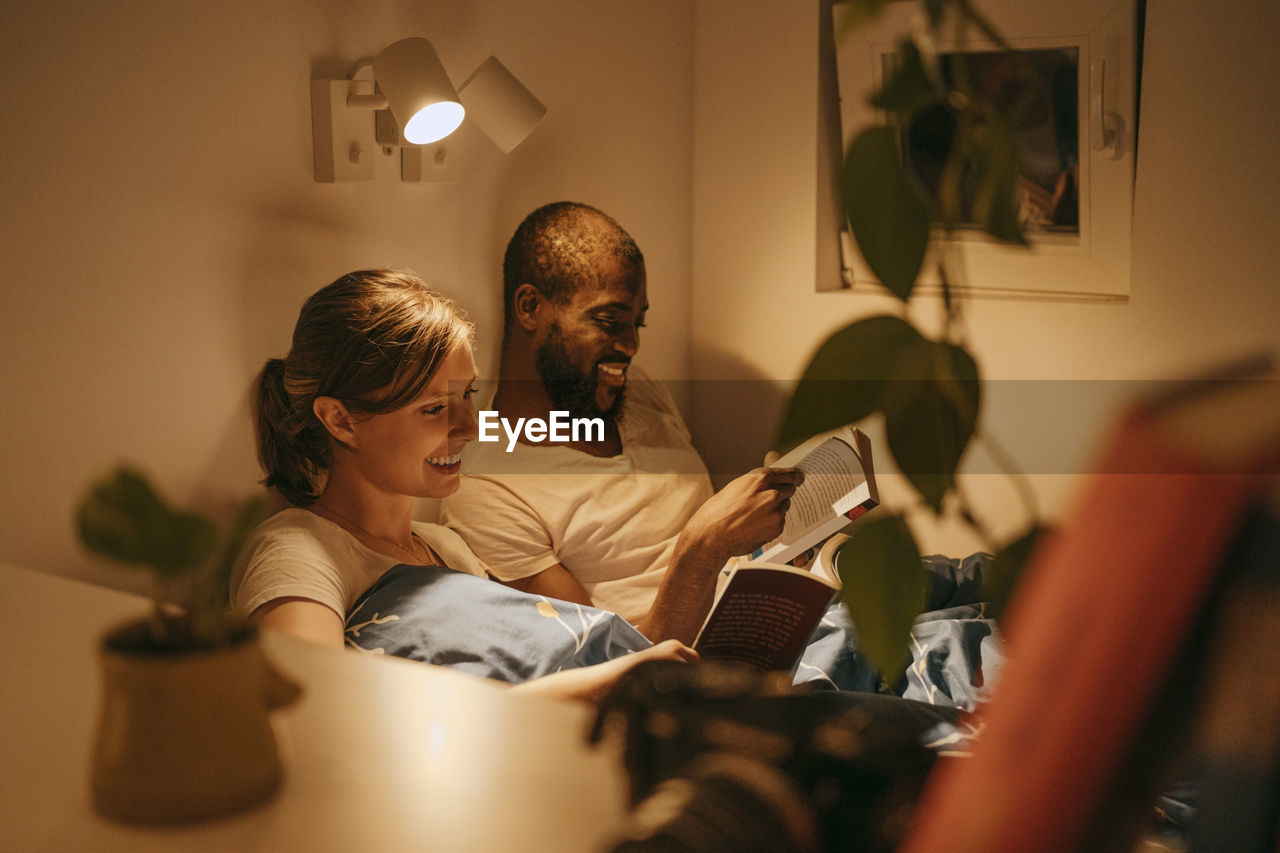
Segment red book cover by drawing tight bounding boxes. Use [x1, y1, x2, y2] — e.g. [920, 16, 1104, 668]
[693, 562, 837, 671]
[900, 397, 1280, 853]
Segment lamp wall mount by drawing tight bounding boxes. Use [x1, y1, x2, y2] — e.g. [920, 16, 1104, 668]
[310, 77, 378, 182]
[400, 144, 456, 183]
[311, 37, 546, 183]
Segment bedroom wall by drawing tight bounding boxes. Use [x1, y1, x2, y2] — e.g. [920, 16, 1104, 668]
[7, 0, 1274, 587]
[0, 0, 694, 591]
[689, 0, 1280, 555]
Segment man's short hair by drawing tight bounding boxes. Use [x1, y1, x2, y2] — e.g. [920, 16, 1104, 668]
[502, 201, 644, 327]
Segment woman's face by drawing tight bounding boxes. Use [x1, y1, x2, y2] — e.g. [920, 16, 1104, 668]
[347, 344, 480, 500]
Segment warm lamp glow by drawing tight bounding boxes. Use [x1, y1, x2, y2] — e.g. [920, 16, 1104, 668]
[403, 101, 466, 144]
[374, 37, 464, 145]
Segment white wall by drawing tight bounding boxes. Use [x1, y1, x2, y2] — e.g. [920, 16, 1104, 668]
[0, 0, 693, 590]
[691, 0, 1280, 554]
[6, 0, 1277, 586]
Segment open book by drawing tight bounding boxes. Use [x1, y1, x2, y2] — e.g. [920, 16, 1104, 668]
[754, 424, 879, 567]
[693, 534, 849, 671]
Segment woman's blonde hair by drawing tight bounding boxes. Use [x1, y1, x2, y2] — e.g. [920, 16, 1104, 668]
[253, 269, 474, 505]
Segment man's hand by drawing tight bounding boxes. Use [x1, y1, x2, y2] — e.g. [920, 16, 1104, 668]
[640, 465, 804, 644]
[679, 465, 804, 560]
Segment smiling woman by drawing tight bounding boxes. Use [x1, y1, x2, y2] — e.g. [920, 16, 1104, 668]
[229, 269, 697, 702]
[309, 343, 480, 504]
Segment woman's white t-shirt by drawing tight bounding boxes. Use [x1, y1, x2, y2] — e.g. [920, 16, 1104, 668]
[230, 508, 489, 619]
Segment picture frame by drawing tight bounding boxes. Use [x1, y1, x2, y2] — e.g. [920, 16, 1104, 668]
[831, 0, 1142, 301]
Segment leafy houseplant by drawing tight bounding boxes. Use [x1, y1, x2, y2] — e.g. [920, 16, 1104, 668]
[777, 0, 1047, 677]
[75, 466, 298, 825]
[76, 466, 267, 649]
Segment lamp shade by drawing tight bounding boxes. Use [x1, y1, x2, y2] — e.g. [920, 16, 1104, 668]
[374, 37, 465, 145]
[458, 56, 547, 153]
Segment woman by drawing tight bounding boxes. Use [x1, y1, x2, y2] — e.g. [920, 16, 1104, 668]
[231, 269, 695, 703]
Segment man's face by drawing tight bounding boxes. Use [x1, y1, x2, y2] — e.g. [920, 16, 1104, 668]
[533, 260, 647, 422]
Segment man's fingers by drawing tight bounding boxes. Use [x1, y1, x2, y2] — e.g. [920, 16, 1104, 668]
[773, 481, 799, 500]
[758, 466, 804, 487]
[757, 468, 800, 508]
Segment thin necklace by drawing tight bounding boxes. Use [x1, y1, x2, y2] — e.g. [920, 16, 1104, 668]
[313, 502, 429, 564]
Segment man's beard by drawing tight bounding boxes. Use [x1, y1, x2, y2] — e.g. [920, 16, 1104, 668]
[534, 324, 627, 423]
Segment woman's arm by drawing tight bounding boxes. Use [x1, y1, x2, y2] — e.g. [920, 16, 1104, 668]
[509, 639, 698, 704]
[251, 597, 347, 648]
[254, 591, 702, 706]
[253, 592, 695, 704]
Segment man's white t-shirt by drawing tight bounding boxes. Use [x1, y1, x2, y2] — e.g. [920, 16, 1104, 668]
[440, 369, 714, 623]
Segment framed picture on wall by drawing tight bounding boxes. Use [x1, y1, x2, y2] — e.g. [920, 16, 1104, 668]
[830, 0, 1142, 301]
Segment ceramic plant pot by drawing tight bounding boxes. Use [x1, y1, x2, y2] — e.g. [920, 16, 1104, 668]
[90, 619, 301, 824]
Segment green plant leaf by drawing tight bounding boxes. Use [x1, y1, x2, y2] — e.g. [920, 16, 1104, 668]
[836, 514, 927, 679]
[870, 39, 940, 119]
[192, 491, 270, 641]
[922, 0, 946, 27]
[970, 117, 1028, 245]
[844, 125, 933, 300]
[775, 315, 923, 452]
[75, 466, 216, 579]
[881, 338, 981, 512]
[983, 523, 1049, 619]
[76, 468, 175, 567]
[156, 511, 219, 579]
[837, 0, 896, 31]
[933, 127, 968, 229]
[206, 493, 269, 604]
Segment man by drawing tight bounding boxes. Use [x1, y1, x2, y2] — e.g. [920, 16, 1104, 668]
[441, 202, 801, 644]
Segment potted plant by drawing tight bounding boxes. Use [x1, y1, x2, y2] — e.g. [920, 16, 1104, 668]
[75, 466, 297, 824]
[777, 0, 1048, 677]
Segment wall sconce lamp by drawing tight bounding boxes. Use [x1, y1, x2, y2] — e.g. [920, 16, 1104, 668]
[311, 37, 546, 182]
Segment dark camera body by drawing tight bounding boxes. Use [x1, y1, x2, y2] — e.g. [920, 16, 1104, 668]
[591, 661, 964, 853]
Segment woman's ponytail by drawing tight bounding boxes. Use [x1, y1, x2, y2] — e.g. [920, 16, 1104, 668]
[253, 357, 327, 506]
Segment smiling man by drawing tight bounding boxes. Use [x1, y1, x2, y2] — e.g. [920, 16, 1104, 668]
[440, 202, 801, 643]
[499, 202, 648, 456]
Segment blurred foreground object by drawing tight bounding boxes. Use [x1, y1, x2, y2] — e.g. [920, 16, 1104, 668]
[901, 355, 1280, 853]
[591, 661, 965, 852]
